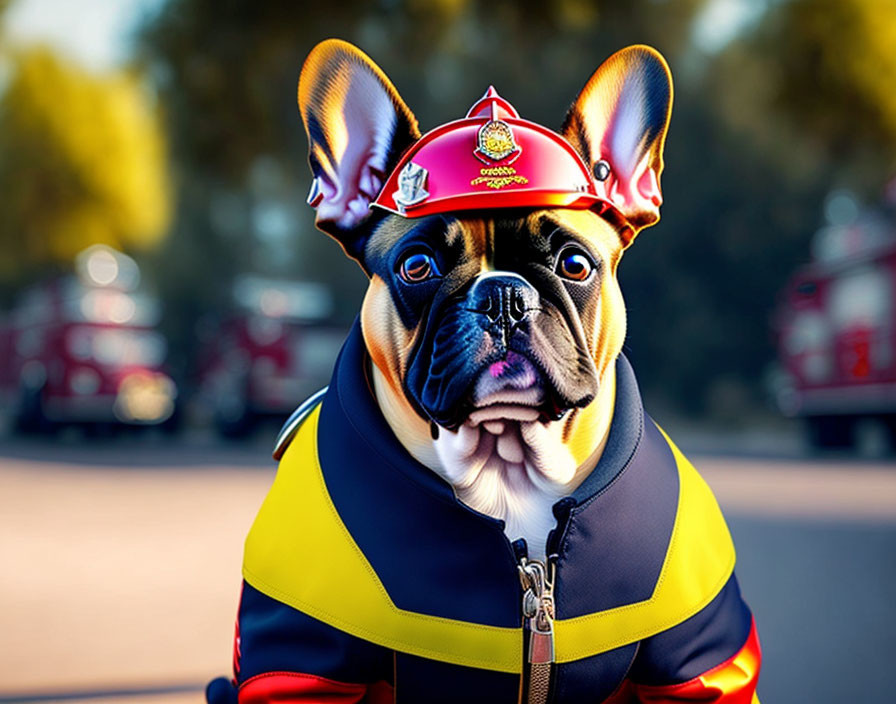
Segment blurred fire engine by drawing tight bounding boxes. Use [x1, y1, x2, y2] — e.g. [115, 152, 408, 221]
[195, 275, 344, 437]
[773, 192, 896, 450]
[0, 245, 178, 433]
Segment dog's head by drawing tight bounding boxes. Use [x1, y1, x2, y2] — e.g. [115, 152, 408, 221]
[298, 40, 671, 481]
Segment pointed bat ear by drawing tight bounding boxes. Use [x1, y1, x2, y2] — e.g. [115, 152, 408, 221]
[298, 39, 420, 263]
[562, 45, 673, 245]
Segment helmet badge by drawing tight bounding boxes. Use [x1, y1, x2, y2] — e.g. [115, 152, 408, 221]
[393, 161, 430, 210]
[475, 119, 521, 164]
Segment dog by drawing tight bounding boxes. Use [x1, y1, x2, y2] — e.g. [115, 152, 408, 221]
[206, 39, 761, 704]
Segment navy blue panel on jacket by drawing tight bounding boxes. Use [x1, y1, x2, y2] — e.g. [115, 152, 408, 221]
[551, 642, 638, 703]
[237, 580, 393, 685]
[394, 653, 520, 704]
[316, 321, 523, 628]
[627, 573, 754, 685]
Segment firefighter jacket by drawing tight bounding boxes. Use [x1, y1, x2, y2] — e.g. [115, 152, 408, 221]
[207, 322, 761, 704]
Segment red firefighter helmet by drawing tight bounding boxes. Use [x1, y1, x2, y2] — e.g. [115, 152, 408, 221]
[371, 87, 613, 219]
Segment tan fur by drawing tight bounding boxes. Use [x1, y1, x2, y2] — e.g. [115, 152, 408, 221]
[362, 276, 439, 466]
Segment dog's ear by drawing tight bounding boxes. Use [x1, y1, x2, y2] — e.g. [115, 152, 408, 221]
[298, 39, 420, 263]
[562, 45, 672, 244]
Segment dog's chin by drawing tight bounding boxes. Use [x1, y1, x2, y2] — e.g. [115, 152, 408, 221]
[429, 352, 581, 554]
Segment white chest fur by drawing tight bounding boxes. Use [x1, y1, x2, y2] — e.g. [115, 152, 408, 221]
[431, 414, 580, 561]
[371, 364, 614, 562]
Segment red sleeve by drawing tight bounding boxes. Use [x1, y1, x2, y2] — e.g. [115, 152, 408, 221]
[605, 619, 761, 704]
[239, 672, 393, 704]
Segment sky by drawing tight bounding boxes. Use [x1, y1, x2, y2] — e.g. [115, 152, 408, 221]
[691, 0, 768, 54]
[3, 0, 167, 71]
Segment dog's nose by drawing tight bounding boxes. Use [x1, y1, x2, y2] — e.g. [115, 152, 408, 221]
[467, 273, 539, 327]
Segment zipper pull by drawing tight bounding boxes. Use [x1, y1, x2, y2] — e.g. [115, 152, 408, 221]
[519, 558, 555, 704]
[519, 558, 555, 665]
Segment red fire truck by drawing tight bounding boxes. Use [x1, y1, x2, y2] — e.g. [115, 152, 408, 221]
[195, 275, 344, 437]
[0, 245, 178, 433]
[773, 199, 896, 450]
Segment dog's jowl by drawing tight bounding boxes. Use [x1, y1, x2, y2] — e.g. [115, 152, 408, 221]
[206, 40, 762, 704]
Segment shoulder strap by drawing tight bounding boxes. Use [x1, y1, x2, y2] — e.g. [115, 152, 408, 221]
[272, 386, 329, 460]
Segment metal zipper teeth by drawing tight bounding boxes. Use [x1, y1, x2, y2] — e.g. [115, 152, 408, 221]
[519, 557, 555, 704]
[516, 497, 574, 703]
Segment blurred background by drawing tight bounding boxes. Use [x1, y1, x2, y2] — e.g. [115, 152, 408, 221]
[0, 0, 894, 702]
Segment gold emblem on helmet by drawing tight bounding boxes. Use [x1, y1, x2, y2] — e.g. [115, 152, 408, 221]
[475, 119, 521, 163]
[470, 166, 529, 189]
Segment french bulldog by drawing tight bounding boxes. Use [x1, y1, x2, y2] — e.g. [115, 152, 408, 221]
[206, 39, 761, 704]
[300, 39, 668, 559]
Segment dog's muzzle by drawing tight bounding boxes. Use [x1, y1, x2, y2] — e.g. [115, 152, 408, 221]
[465, 273, 539, 349]
[408, 271, 596, 429]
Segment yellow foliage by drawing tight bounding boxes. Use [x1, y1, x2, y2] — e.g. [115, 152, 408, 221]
[0, 47, 170, 277]
[786, 0, 896, 153]
[840, 1, 896, 143]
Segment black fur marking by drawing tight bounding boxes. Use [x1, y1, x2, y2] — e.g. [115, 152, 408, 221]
[631, 56, 671, 149]
[306, 113, 334, 169]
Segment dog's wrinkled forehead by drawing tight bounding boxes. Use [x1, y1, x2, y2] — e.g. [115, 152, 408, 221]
[361, 208, 617, 334]
[366, 214, 489, 266]
[366, 209, 617, 271]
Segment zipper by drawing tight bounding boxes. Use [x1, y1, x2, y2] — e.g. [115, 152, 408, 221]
[515, 497, 574, 704]
[518, 556, 555, 704]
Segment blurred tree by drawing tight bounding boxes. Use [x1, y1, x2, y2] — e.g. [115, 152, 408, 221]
[629, 0, 896, 419]
[0, 47, 170, 291]
[708, 0, 896, 194]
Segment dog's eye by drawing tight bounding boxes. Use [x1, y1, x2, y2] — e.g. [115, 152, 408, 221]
[556, 250, 594, 281]
[398, 252, 440, 283]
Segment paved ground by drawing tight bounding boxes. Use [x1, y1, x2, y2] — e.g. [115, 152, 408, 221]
[0, 435, 894, 703]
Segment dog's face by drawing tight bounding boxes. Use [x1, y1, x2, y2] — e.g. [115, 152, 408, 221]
[359, 208, 624, 430]
[298, 41, 671, 517]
